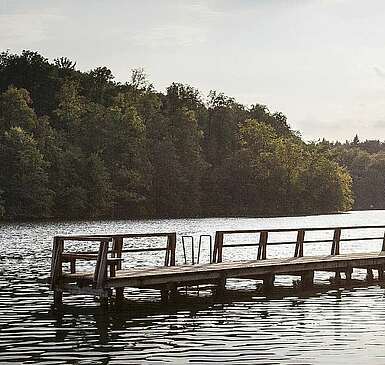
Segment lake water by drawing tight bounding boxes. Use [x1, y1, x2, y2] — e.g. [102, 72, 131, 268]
[1, 210, 385, 364]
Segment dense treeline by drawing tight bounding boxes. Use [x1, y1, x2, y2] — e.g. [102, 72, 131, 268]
[314, 136, 385, 210]
[0, 50, 353, 220]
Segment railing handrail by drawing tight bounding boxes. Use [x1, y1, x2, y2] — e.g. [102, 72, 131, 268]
[50, 232, 177, 291]
[56, 232, 175, 240]
[213, 225, 385, 263]
[222, 236, 385, 247]
[217, 224, 385, 235]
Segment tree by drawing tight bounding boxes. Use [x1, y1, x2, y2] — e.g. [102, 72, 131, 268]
[0, 86, 37, 132]
[160, 85, 208, 216]
[0, 189, 4, 218]
[0, 127, 52, 218]
[0, 50, 356, 220]
[84, 66, 116, 105]
[0, 50, 59, 115]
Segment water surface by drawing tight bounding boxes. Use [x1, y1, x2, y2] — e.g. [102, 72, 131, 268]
[1, 210, 385, 364]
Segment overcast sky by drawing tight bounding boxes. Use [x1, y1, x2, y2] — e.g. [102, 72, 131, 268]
[2, 0, 385, 141]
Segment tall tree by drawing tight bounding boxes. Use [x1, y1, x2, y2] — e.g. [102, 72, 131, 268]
[0, 127, 52, 218]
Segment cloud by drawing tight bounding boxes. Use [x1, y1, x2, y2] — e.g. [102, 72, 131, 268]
[373, 66, 385, 79]
[0, 12, 65, 45]
[179, 0, 224, 19]
[129, 25, 208, 49]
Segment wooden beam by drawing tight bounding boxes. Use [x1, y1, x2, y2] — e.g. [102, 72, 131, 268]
[294, 230, 305, 257]
[213, 232, 224, 263]
[366, 268, 374, 281]
[263, 274, 275, 291]
[111, 237, 123, 270]
[165, 233, 177, 266]
[301, 271, 314, 288]
[53, 289, 62, 308]
[345, 267, 353, 283]
[94, 240, 109, 289]
[382, 232, 385, 252]
[257, 231, 268, 260]
[49, 237, 64, 290]
[331, 228, 341, 256]
[378, 266, 385, 281]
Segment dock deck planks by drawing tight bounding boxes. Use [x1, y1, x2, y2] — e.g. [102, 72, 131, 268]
[50, 226, 385, 307]
[62, 252, 385, 287]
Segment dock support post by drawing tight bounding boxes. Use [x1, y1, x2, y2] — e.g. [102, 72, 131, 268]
[378, 266, 384, 281]
[116, 288, 124, 304]
[263, 274, 275, 291]
[53, 289, 63, 309]
[160, 284, 178, 304]
[301, 271, 314, 289]
[214, 276, 226, 296]
[345, 267, 353, 284]
[100, 291, 109, 309]
[161, 286, 169, 304]
[335, 271, 341, 282]
[70, 259, 76, 274]
[366, 268, 374, 282]
[100, 298, 108, 309]
[169, 283, 178, 303]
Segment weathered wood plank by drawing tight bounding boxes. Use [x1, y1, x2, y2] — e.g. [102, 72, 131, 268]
[50, 237, 64, 290]
[331, 228, 341, 256]
[294, 230, 305, 257]
[58, 252, 385, 288]
[52, 225, 385, 307]
[257, 231, 268, 260]
[93, 240, 109, 289]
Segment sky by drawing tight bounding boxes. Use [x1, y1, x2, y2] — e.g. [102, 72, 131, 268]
[1, 0, 385, 142]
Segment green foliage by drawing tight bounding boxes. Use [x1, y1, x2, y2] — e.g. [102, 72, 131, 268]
[0, 86, 37, 131]
[0, 188, 5, 218]
[0, 50, 355, 220]
[0, 50, 59, 116]
[311, 135, 385, 210]
[0, 127, 52, 218]
[207, 120, 353, 216]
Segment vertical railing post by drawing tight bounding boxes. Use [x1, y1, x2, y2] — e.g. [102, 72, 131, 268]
[94, 239, 109, 289]
[49, 236, 58, 289]
[331, 228, 341, 255]
[257, 231, 268, 260]
[382, 231, 385, 252]
[331, 228, 341, 281]
[50, 236, 64, 308]
[165, 237, 170, 266]
[294, 230, 305, 258]
[165, 233, 177, 266]
[50, 236, 64, 290]
[213, 232, 219, 263]
[112, 237, 123, 270]
[218, 232, 224, 263]
[170, 233, 176, 266]
[112, 236, 124, 302]
[191, 238, 195, 265]
[213, 232, 224, 263]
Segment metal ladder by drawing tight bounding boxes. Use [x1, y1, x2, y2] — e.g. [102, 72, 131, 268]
[181, 235, 213, 265]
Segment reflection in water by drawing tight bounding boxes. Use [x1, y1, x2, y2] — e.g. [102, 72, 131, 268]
[2, 211, 385, 363]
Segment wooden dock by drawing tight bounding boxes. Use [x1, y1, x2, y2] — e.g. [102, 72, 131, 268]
[49, 225, 385, 308]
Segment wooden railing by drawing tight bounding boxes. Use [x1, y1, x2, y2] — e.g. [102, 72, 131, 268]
[49, 232, 177, 290]
[212, 225, 385, 263]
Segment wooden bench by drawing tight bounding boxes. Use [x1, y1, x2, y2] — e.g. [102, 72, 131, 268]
[62, 253, 123, 277]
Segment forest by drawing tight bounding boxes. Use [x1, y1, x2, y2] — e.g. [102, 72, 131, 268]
[0, 50, 361, 220]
